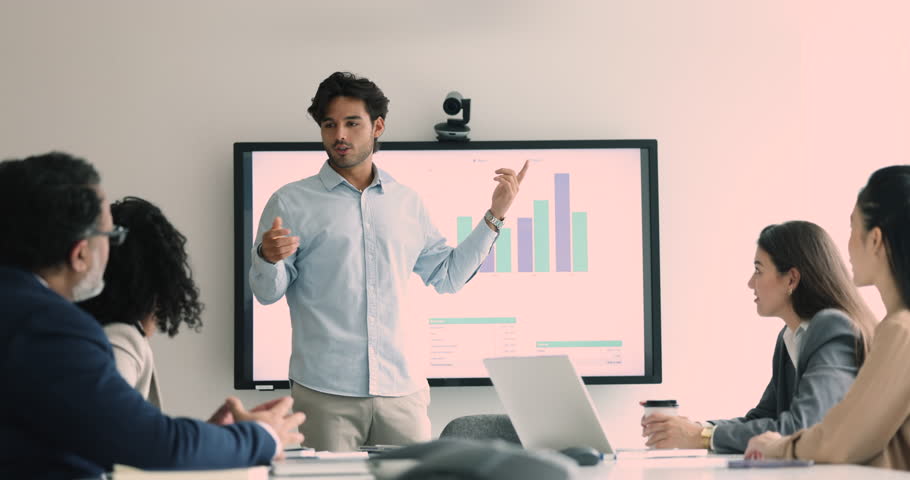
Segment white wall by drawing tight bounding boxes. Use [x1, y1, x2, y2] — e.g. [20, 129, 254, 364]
[2, 0, 908, 449]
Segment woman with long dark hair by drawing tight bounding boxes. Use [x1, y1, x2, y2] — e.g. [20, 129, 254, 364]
[746, 166, 910, 469]
[643, 221, 876, 453]
[79, 196, 203, 409]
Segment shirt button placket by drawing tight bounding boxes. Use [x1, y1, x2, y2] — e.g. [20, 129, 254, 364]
[363, 190, 379, 394]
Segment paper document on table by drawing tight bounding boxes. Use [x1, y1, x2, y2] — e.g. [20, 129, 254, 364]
[309, 451, 370, 460]
[283, 447, 316, 458]
[113, 464, 267, 479]
[270, 457, 371, 477]
[614, 448, 709, 460]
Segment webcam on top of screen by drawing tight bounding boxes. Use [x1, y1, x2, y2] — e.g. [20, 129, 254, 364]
[434, 91, 471, 143]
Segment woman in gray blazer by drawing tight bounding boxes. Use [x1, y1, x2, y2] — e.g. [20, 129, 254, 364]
[642, 221, 877, 453]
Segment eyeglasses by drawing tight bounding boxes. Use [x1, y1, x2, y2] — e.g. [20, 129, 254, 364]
[85, 225, 129, 247]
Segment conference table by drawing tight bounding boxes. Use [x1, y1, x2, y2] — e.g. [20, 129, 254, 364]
[573, 456, 910, 479]
[266, 455, 910, 479]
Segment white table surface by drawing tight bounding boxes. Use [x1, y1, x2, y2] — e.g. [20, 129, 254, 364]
[268, 454, 910, 479]
[576, 456, 910, 479]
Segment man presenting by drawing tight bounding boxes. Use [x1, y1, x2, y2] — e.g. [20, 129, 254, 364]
[250, 72, 529, 451]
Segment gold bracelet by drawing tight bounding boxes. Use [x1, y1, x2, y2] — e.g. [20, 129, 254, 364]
[700, 426, 715, 450]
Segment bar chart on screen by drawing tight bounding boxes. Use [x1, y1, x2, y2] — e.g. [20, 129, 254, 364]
[405, 148, 645, 379]
[458, 173, 590, 274]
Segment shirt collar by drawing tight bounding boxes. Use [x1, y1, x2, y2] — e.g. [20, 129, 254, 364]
[782, 321, 806, 369]
[317, 160, 393, 192]
[33, 273, 50, 289]
[784, 320, 809, 335]
[783, 321, 809, 346]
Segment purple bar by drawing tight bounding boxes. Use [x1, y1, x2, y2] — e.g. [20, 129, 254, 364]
[518, 218, 533, 272]
[480, 245, 494, 272]
[555, 173, 571, 272]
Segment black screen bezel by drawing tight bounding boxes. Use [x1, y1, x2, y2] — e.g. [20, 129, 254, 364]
[233, 140, 661, 389]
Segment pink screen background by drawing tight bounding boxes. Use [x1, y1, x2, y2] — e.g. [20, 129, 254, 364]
[249, 147, 649, 382]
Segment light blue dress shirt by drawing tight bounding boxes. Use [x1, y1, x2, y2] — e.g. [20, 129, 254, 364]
[250, 161, 497, 397]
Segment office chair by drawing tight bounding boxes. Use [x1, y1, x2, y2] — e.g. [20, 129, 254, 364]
[439, 414, 522, 445]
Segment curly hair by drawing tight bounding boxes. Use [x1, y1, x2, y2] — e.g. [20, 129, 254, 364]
[78, 197, 203, 337]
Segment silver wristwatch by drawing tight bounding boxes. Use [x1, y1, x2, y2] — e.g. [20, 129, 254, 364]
[484, 209, 504, 231]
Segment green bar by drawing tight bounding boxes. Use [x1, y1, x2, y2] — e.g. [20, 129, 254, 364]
[457, 216, 473, 245]
[534, 200, 550, 272]
[536, 340, 623, 348]
[572, 212, 588, 272]
[496, 228, 512, 272]
[430, 317, 517, 325]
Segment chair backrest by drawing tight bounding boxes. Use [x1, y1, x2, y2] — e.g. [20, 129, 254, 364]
[439, 414, 522, 445]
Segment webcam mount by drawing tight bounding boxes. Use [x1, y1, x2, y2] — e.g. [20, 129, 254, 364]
[434, 91, 471, 142]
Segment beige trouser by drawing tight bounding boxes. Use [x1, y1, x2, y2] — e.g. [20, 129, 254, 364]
[291, 382, 432, 452]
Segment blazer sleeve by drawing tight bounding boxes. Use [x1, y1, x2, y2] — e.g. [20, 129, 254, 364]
[713, 312, 858, 453]
[710, 371, 780, 452]
[7, 307, 276, 471]
[104, 325, 144, 389]
[708, 332, 782, 452]
[768, 315, 910, 464]
[713, 376, 779, 424]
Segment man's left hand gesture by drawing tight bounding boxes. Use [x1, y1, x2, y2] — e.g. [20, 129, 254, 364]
[489, 160, 530, 219]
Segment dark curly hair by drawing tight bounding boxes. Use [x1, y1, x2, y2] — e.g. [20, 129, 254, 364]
[78, 197, 203, 337]
[0, 152, 101, 272]
[307, 71, 390, 153]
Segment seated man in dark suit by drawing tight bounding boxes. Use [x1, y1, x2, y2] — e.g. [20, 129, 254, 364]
[0, 152, 305, 479]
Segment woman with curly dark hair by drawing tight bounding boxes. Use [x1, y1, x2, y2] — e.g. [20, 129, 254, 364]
[79, 196, 203, 410]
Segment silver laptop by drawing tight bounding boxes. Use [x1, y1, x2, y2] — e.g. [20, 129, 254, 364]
[484, 355, 709, 459]
[483, 355, 613, 453]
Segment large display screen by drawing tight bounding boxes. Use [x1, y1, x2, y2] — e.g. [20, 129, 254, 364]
[234, 140, 660, 389]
